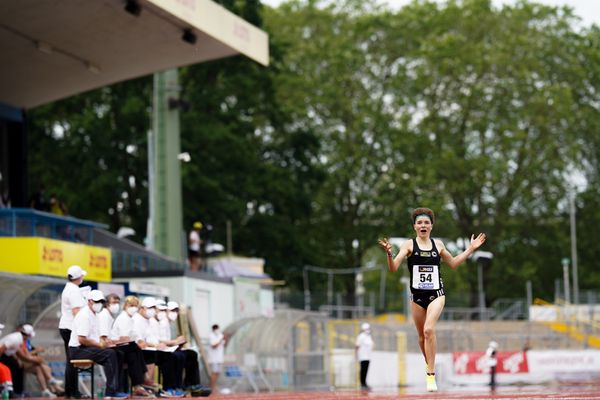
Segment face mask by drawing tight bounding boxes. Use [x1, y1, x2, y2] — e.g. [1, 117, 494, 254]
[126, 306, 138, 316]
[167, 311, 178, 321]
[145, 308, 156, 319]
[92, 303, 103, 314]
[157, 311, 167, 321]
[109, 304, 120, 315]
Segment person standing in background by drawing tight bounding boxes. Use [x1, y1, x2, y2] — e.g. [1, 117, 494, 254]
[208, 324, 226, 393]
[355, 323, 374, 391]
[188, 222, 203, 271]
[29, 184, 48, 211]
[58, 265, 87, 398]
[486, 341, 498, 391]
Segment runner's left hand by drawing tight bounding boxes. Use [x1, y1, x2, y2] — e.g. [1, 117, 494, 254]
[469, 233, 487, 250]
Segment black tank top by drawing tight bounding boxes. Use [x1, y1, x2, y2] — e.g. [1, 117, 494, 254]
[407, 238, 443, 293]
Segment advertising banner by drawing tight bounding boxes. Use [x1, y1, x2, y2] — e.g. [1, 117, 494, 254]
[0, 237, 111, 281]
[452, 351, 529, 374]
[233, 276, 261, 318]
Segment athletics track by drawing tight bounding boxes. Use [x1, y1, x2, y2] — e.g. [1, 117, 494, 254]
[27, 385, 600, 399]
[204, 385, 600, 400]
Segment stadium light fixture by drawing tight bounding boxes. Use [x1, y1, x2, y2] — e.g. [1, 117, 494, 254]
[182, 29, 197, 45]
[86, 62, 101, 74]
[36, 41, 53, 54]
[124, 0, 142, 16]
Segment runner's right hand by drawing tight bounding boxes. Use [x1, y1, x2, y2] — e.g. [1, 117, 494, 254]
[377, 237, 392, 253]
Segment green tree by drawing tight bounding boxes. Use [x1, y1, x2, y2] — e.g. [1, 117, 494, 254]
[179, 0, 326, 286]
[28, 77, 152, 240]
[265, 0, 599, 304]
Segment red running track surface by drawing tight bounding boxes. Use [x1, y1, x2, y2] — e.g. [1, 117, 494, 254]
[205, 385, 600, 400]
[27, 386, 600, 400]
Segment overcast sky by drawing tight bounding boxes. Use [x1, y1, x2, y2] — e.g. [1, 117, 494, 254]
[261, 0, 600, 27]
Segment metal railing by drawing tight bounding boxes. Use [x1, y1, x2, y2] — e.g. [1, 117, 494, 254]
[491, 298, 528, 320]
[0, 208, 186, 275]
[0, 208, 106, 244]
[111, 248, 186, 276]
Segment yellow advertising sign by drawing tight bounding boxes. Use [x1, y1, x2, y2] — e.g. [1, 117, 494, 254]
[0, 237, 111, 282]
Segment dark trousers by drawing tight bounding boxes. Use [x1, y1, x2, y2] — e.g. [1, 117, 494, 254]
[59, 329, 78, 397]
[172, 350, 200, 388]
[0, 355, 23, 394]
[490, 365, 497, 389]
[359, 360, 370, 388]
[156, 352, 182, 390]
[114, 342, 146, 388]
[70, 347, 121, 395]
[142, 350, 156, 365]
[182, 350, 200, 387]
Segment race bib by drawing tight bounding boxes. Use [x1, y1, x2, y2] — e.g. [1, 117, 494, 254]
[412, 265, 440, 290]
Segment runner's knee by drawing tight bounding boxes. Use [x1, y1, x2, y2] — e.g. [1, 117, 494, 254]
[423, 326, 435, 339]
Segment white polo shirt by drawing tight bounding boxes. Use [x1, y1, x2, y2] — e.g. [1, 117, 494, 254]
[189, 230, 200, 252]
[0, 332, 24, 356]
[158, 318, 171, 341]
[131, 313, 159, 345]
[59, 282, 86, 330]
[355, 331, 374, 361]
[208, 331, 225, 364]
[98, 308, 115, 339]
[111, 311, 134, 340]
[69, 305, 100, 347]
[147, 318, 160, 345]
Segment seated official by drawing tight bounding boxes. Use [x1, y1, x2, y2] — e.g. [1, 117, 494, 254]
[162, 302, 211, 396]
[69, 290, 128, 399]
[98, 294, 150, 397]
[132, 298, 183, 397]
[0, 328, 25, 396]
[16, 324, 64, 397]
[0, 323, 14, 397]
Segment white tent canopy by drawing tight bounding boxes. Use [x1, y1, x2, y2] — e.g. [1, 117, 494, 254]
[0, 271, 65, 334]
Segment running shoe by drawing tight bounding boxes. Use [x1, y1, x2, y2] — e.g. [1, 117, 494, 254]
[426, 374, 437, 392]
[131, 386, 155, 398]
[105, 392, 130, 399]
[188, 385, 212, 397]
[48, 379, 64, 387]
[158, 389, 183, 398]
[42, 389, 57, 398]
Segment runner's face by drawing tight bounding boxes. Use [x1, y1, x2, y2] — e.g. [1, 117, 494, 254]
[413, 216, 432, 238]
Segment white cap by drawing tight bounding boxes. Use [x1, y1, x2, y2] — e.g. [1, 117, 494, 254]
[21, 324, 35, 338]
[156, 300, 167, 311]
[142, 297, 157, 308]
[87, 290, 105, 302]
[361, 322, 370, 331]
[67, 265, 87, 280]
[489, 341, 498, 349]
[167, 301, 179, 310]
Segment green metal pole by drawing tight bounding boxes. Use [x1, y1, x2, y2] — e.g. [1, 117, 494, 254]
[149, 69, 184, 260]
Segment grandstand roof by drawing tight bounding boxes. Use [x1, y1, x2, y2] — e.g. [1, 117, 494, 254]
[0, 0, 269, 109]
